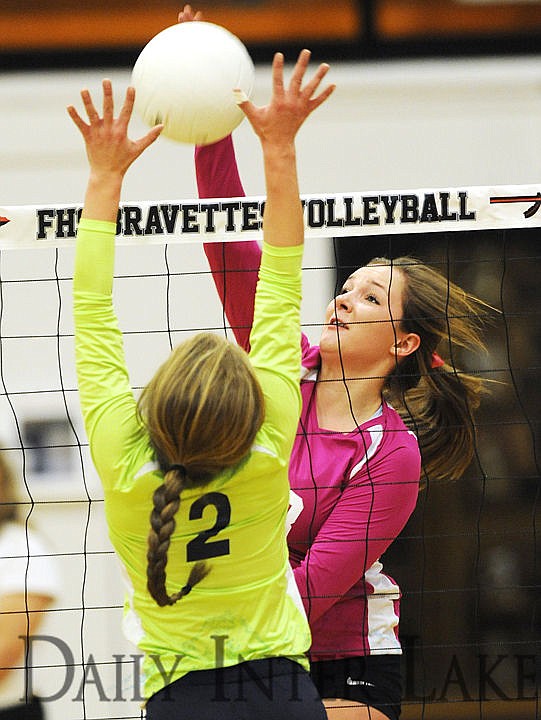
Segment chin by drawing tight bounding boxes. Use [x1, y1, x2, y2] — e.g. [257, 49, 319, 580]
[319, 336, 346, 361]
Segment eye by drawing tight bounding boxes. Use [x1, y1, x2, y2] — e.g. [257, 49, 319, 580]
[366, 293, 379, 304]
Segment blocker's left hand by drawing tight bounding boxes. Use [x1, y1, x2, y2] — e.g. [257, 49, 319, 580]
[67, 79, 163, 179]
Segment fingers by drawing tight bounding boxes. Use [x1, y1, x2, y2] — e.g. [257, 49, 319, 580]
[68, 80, 163, 148]
[178, 4, 203, 22]
[286, 49, 335, 114]
[309, 81, 336, 112]
[289, 49, 333, 104]
[301, 61, 331, 99]
[66, 104, 88, 134]
[235, 98, 255, 123]
[233, 89, 256, 125]
[271, 52, 285, 97]
[80, 88, 100, 124]
[102, 78, 114, 126]
[288, 48, 311, 92]
[238, 48, 334, 144]
[118, 85, 136, 128]
[66, 84, 101, 135]
[73, 81, 130, 129]
[70, 80, 117, 129]
[137, 123, 164, 153]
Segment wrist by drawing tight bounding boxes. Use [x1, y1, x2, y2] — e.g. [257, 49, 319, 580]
[87, 169, 125, 190]
[261, 140, 296, 160]
[81, 171, 124, 223]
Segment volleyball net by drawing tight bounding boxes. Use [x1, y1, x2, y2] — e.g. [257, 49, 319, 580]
[0, 184, 539, 719]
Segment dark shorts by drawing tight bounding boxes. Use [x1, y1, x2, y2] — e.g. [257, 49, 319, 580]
[310, 655, 402, 720]
[146, 656, 327, 720]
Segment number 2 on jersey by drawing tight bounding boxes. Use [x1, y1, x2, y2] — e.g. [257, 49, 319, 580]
[186, 492, 231, 562]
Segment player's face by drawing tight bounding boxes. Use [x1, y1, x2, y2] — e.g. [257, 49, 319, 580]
[320, 264, 407, 368]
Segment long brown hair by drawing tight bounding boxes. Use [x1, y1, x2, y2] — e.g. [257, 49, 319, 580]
[138, 332, 264, 606]
[369, 256, 491, 484]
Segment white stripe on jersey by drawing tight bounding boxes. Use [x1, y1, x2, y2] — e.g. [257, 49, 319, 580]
[365, 560, 402, 655]
[348, 425, 383, 480]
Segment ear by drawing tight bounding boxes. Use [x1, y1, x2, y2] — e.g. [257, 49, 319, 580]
[390, 332, 421, 360]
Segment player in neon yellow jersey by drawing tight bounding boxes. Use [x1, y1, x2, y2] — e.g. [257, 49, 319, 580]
[69, 50, 335, 718]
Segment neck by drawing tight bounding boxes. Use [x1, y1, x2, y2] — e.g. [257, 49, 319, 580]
[315, 366, 384, 431]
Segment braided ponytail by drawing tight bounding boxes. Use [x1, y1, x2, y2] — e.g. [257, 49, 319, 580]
[146, 465, 210, 606]
[139, 332, 264, 606]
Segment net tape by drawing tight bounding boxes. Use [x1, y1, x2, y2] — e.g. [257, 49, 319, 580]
[2, 183, 541, 247]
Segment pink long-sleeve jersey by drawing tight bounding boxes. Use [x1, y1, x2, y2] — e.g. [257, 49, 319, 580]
[196, 136, 421, 660]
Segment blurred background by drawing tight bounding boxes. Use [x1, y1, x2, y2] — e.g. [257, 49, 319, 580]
[4, 0, 541, 68]
[1, 2, 540, 720]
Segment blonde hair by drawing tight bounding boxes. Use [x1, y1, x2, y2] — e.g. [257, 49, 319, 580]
[368, 257, 490, 484]
[138, 332, 264, 606]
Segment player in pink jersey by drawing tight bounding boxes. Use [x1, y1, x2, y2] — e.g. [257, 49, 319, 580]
[181, 11, 489, 720]
[195, 137, 490, 720]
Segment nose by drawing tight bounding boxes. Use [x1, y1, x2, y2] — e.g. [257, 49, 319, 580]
[334, 291, 352, 312]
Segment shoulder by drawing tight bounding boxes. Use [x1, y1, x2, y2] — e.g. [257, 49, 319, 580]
[378, 404, 421, 471]
[377, 405, 422, 484]
[382, 401, 419, 441]
[345, 407, 421, 483]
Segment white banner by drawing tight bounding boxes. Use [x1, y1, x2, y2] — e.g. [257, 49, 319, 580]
[1, 184, 541, 248]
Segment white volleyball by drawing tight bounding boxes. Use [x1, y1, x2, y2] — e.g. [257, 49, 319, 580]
[132, 21, 255, 145]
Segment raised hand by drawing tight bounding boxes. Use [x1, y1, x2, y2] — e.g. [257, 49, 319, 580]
[67, 79, 163, 180]
[67, 79, 163, 222]
[178, 4, 203, 22]
[236, 49, 335, 149]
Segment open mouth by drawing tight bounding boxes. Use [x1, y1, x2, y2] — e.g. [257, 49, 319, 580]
[330, 317, 348, 330]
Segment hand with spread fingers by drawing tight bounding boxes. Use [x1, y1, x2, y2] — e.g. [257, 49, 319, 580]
[67, 79, 163, 222]
[237, 49, 335, 149]
[67, 79, 163, 192]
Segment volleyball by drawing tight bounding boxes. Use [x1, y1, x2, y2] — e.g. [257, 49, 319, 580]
[131, 21, 255, 145]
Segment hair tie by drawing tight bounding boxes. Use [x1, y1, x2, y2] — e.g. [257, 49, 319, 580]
[181, 582, 193, 596]
[168, 463, 186, 475]
[431, 352, 445, 369]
